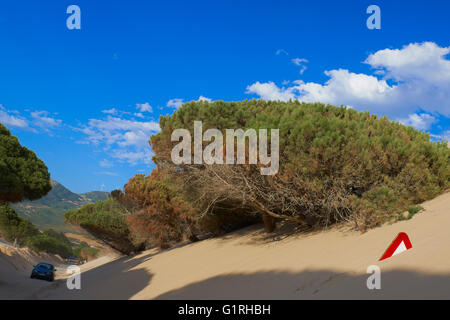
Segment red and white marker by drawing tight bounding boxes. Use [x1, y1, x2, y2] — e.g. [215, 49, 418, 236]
[379, 232, 412, 261]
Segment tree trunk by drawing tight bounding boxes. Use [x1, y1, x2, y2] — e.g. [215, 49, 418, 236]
[262, 213, 276, 233]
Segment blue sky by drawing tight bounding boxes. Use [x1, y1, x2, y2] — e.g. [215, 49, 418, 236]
[0, 0, 449, 193]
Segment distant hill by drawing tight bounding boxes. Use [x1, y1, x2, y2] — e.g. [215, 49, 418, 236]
[11, 180, 109, 232]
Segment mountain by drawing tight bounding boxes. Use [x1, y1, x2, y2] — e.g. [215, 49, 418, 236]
[11, 180, 109, 232]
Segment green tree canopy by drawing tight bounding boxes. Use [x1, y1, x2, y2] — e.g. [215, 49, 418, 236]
[0, 123, 52, 203]
[150, 100, 450, 230]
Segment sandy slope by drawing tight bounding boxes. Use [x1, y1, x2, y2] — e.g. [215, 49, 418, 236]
[1, 191, 448, 300]
[0, 240, 70, 299]
[24, 191, 448, 300]
[0, 234, 121, 299]
[0, 249, 119, 299]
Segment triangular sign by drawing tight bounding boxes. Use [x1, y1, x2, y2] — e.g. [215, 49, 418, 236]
[379, 232, 412, 261]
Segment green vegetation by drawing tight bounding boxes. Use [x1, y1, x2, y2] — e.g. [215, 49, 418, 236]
[65, 100, 449, 253]
[407, 205, 424, 220]
[0, 123, 51, 203]
[0, 203, 40, 244]
[151, 100, 449, 230]
[73, 245, 100, 260]
[0, 203, 75, 257]
[65, 198, 138, 254]
[0, 122, 78, 258]
[25, 232, 73, 258]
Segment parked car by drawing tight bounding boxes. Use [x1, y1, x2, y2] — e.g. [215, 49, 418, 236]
[66, 256, 79, 265]
[30, 262, 56, 282]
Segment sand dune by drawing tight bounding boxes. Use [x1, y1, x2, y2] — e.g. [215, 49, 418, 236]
[25, 191, 449, 300]
[0, 240, 69, 299]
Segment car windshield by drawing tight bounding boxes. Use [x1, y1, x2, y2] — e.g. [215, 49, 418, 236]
[37, 263, 53, 270]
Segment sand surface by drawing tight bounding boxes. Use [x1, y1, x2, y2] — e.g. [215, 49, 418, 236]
[2, 191, 450, 299]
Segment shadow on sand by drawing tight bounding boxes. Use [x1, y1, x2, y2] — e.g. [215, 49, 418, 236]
[155, 269, 450, 300]
[33, 252, 156, 300]
[212, 221, 355, 247]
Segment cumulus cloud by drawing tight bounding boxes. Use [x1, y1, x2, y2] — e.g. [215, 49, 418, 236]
[365, 42, 450, 84]
[246, 81, 298, 101]
[398, 113, 437, 131]
[247, 42, 450, 119]
[298, 69, 394, 106]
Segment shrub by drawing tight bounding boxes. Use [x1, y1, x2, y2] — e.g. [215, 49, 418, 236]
[124, 168, 199, 248]
[43, 228, 72, 246]
[150, 100, 449, 231]
[73, 245, 100, 261]
[26, 234, 73, 258]
[0, 203, 40, 244]
[407, 205, 424, 219]
[65, 198, 139, 254]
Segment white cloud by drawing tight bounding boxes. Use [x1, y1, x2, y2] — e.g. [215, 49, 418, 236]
[110, 150, 152, 165]
[246, 81, 298, 101]
[291, 58, 309, 75]
[0, 105, 30, 129]
[31, 111, 62, 128]
[198, 96, 212, 102]
[249, 69, 393, 107]
[77, 115, 160, 166]
[99, 159, 114, 168]
[102, 108, 118, 115]
[0, 105, 62, 134]
[276, 49, 289, 56]
[247, 42, 450, 118]
[398, 113, 437, 130]
[298, 66, 307, 75]
[167, 98, 183, 109]
[430, 130, 450, 143]
[298, 69, 393, 105]
[94, 171, 119, 177]
[136, 102, 153, 113]
[291, 58, 308, 66]
[365, 42, 450, 84]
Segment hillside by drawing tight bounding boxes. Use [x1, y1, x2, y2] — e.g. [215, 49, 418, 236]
[11, 180, 109, 232]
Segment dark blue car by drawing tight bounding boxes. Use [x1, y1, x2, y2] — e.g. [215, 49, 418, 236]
[30, 262, 56, 282]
